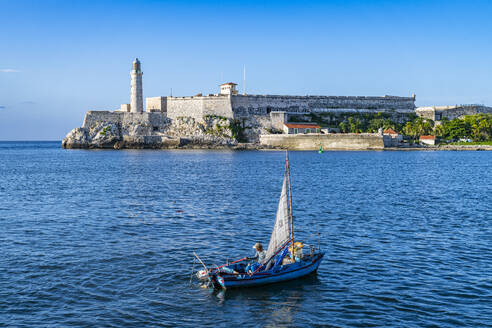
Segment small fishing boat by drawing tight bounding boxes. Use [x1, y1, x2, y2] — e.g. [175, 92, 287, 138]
[194, 151, 324, 289]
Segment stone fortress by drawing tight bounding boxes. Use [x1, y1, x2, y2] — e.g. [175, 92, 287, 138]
[415, 104, 492, 121]
[62, 59, 492, 149]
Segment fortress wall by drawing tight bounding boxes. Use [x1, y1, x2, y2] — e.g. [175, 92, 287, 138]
[202, 96, 234, 118]
[121, 112, 168, 128]
[82, 111, 168, 130]
[260, 133, 385, 150]
[416, 105, 492, 120]
[308, 96, 415, 112]
[231, 95, 415, 117]
[83, 111, 123, 129]
[439, 105, 492, 120]
[166, 96, 233, 122]
[415, 107, 436, 120]
[232, 96, 309, 116]
[167, 97, 204, 121]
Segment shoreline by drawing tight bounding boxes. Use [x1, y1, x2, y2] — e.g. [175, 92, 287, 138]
[59, 141, 492, 151]
[6, 140, 489, 151]
[3, 140, 491, 151]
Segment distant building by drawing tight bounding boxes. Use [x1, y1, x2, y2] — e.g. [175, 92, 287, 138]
[119, 104, 131, 112]
[146, 97, 167, 113]
[420, 135, 436, 145]
[283, 123, 321, 134]
[220, 82, 238, 95]
[383, 128, 403, 142]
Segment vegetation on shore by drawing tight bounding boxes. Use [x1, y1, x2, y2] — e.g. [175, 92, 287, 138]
[203, 114, 247, 142]
[301, 112, 415, 133]
[448, 141, 492, 146]
[303, 112, 492, 143]
[436, 114, 492, 141]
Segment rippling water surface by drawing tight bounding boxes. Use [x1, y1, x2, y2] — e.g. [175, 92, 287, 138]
[1, 142, 491, 327]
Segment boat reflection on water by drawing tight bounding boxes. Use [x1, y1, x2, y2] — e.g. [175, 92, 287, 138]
[209, 274, 323, 325]
[212, 273, 322, 301]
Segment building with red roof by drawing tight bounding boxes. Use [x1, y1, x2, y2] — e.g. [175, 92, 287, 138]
[419, 135, 436, 145]
[219, 82, 238, 95]
[383, 128, 402, 144]
[383, 128, 398, 136]
[283, 123, 321, 134]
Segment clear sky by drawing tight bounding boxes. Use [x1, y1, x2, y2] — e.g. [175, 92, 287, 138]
[1, 0, 491, 140]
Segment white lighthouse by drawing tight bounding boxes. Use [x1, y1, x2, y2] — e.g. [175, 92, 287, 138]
[130, 58, 143, 113]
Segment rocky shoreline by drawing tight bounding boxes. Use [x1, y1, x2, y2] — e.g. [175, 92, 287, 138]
[61, 133, 241, 150]
[62, 113, 245, 150]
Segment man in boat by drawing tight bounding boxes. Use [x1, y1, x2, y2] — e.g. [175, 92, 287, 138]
[248, 243, 267, 263]
[244, 243, 267, 273]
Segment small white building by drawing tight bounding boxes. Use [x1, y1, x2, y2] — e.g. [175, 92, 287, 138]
[383, 128, 403, 142]
[420, 135, 436, 145]
[119, 104, 131, 112]
[283, 123, 321, 134]
[219, 82, 238, 96]
[146, 96, 167, 112]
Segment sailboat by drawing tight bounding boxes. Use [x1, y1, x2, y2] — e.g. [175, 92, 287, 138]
[195, 152, 324, 289]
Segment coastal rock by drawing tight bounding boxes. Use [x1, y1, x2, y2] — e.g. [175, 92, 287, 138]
[128, 124, 152, 136]
[62, 112, 239, 150]
[62, 127, 90, 149]
[203, 116, 233, 138]
[113, 135, 181, 149]
[180, 135, 238, 148]
[91, 123, 121, 148]
[165, 116, 206, 137]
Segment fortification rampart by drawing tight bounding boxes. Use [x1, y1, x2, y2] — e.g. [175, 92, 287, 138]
[416, 105, 492, 121]
[83, 111, 123, 128]
[156, 93, 415, 122]
[166, 95, 233, 121]
[231, 94, 415, 118]
[83, 111, 168, 130]
[259, 133, 385, 150]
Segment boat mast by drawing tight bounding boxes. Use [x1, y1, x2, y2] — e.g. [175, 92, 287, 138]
[286, 151, 294, 258]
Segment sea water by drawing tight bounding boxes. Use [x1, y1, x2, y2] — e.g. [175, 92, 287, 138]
[1, 142, 491, 327]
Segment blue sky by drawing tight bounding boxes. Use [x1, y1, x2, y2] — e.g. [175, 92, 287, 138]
[1, 0, 491, 140]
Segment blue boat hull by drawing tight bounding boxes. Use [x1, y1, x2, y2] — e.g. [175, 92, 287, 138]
[212, 252, 324, 289]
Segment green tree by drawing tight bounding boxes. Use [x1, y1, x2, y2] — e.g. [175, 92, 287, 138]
[435, 124, 445, 137]
[339, 122, 348, 133]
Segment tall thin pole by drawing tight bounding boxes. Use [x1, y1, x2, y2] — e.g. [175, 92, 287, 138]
[286, 151, 294, 259]
[243, 65, 246, 95]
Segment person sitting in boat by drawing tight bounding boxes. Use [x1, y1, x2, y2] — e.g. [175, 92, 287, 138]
[248, 243, 267, 263]
[245, 243, 267, 273]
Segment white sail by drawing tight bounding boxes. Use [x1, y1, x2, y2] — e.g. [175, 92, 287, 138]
[264, 171, 291, 263]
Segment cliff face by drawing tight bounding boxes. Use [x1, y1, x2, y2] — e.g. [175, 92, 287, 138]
[62, 111, 238, 149]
